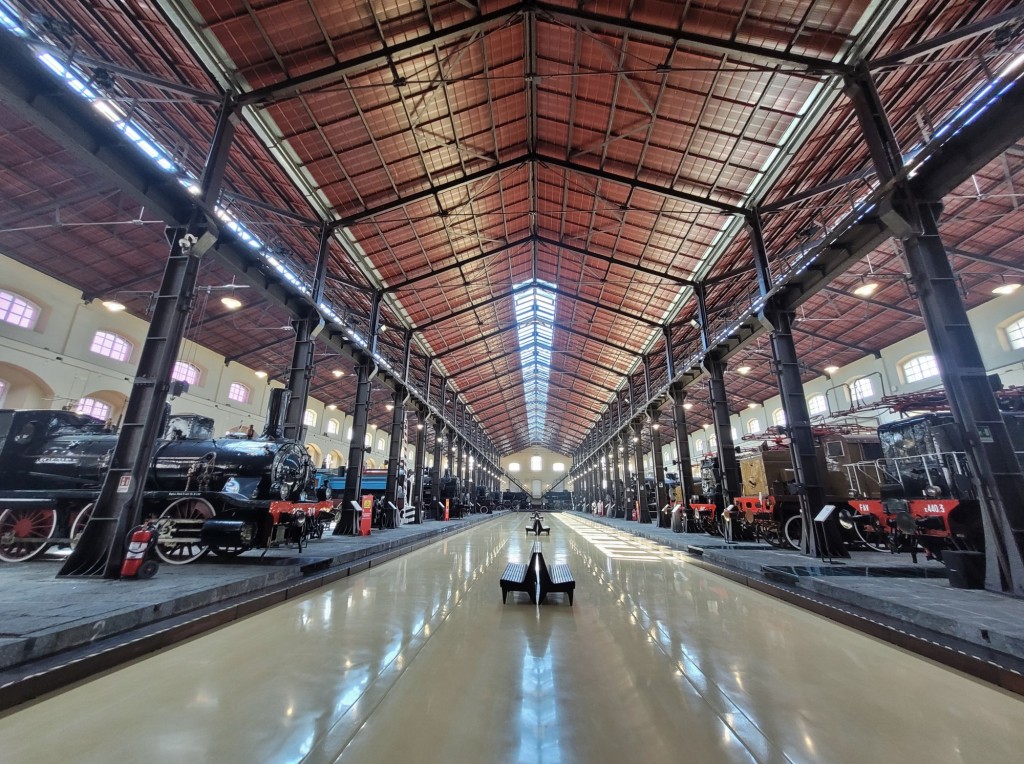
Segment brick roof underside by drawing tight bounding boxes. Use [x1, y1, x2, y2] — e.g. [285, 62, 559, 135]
[1, 0, 1023, 457]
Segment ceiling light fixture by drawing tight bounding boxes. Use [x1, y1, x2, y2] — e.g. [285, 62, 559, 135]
[993, 283, 1021, 295]
[683, 402, 693, 410]
[386, 403, 394, 411]
[220, 296, 243, 310]
[332, 369, 344, 378]
[852, 282, 879, 297]
[823, 365, 839, 374]
[737, 365, 751, 375]
[255, 370, 268, 378]
[102, 300, 126, 312]
[747, 402, 758, 409]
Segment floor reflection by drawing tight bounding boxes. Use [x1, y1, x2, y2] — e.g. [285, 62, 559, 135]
[1, 514, 1022, 764]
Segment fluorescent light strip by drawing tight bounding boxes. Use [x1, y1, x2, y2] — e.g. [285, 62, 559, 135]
[0, 4, 360, 341]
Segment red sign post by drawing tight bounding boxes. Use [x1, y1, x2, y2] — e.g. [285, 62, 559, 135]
[360, 494, 373, 536]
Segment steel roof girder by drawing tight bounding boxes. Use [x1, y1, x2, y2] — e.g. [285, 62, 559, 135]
[535, 234, 696, 286]
[385, 235, 532, 293]
[241, 5, 525, 106]
[533, 2, 847, 73]
[534, 152, 747, 215]
[334, 155, 529, 228]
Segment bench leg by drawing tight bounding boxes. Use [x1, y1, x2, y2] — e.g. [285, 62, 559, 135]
[502, 587, 508, 604]
[568, 590, 573, 606]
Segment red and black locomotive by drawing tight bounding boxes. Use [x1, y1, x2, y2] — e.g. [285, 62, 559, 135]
[0, 390, 332, 564]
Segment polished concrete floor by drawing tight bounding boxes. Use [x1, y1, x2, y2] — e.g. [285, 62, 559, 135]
[1, 513, 1022, 764]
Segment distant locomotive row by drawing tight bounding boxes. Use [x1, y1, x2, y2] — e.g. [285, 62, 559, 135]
[0, 387, 527, 565]
[6, 388, 1019, 567]
[578, 407, 1024, 563]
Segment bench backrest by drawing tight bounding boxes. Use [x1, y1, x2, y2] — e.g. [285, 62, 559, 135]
[535, 554, 556, 587]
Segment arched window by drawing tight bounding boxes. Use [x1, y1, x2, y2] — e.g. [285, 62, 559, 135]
[90, 331, 133, 362]
[731, 427, 738, 440]
[365, 432, 371, 448]
[901, 354, 939, 383]
[171, 361, 201, 386]
[807, 394, 827, 417]
[0, 290, 40, 329]
[747, 419, 762, 435]
[0, 378, 7, 406]
[530, 455, 543, 471]
[326, 418, 340, 435]
[347, 427, 353, 440]
[1005, 316, 1024, 350]
[708, 435, 718, 451]
[850, 377, 874, 404]
[303, 409, 317, 427]
[773, 408, 786, 427]
[377, 437, 386, 452]
[76, 397, 111, 421]
[227, 382, 250, 404]
[694, 438, 705, 454]
[508, 462, 521, 472]
[552, 462, 565, 472]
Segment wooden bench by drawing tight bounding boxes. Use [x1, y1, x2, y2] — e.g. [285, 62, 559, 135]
[500, 561, 536, 604]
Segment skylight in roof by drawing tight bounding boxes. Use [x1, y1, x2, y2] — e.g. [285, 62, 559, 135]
[514, 281, 556, 443]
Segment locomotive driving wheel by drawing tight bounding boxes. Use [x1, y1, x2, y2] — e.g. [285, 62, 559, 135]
[69, 503, 94, 549]
[154, 497, 214, 564]
[0, 506, 57, 562]
[783, 514, 803, 550]
[851, 519, 890, 552]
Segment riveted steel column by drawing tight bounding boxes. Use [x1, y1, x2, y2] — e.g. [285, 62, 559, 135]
[704, 357, 741, 503]
[669, 381, 696, 503]
[61, 95, 238, 578]
[650, 408, 669, 526]
[848, 63, 1024, 592]
[766, 305, 838, 556]
[283, 224, 330, 441]
[412, 409, 427, 522]
[751, 205, 833, 556]
[632, 419, 650, 523]
[431, 417, 444, 510]
[335, 359, 376, 532]
[385, 388, 408, 508]
[610, 436, 623, 513]
[283, 313, 324, 442]
[455, 401, 464, 489]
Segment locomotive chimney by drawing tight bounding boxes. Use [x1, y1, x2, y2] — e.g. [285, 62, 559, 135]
[262, 388, 292, 439]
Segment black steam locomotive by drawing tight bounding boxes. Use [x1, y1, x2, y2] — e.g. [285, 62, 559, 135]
[0, 389, 330, 564]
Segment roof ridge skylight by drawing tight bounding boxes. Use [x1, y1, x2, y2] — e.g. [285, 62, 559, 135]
[514, 280, 556, 444]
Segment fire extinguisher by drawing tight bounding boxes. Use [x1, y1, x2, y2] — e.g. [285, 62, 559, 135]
[120, 521, 160, 579]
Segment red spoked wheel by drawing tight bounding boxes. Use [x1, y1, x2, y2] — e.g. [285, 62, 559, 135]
[0, 506, 57, 562]
[153, 497, 214, 565]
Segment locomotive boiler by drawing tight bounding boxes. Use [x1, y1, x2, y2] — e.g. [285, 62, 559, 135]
[0, 389, 329, 564]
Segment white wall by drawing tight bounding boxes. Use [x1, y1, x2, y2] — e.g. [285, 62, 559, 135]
[0, 253, 399, 466]
[500, 446, 570, 496]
